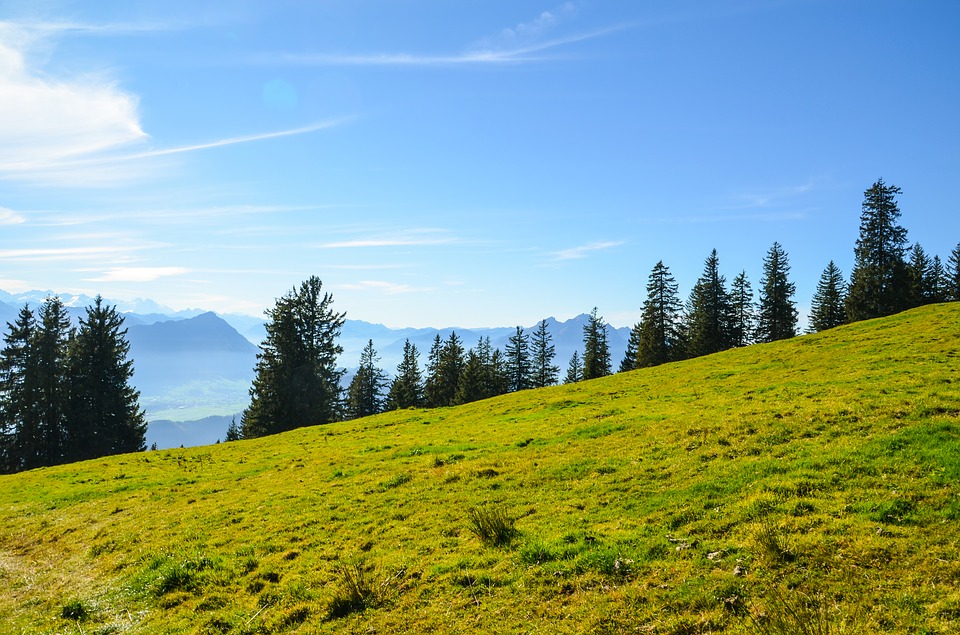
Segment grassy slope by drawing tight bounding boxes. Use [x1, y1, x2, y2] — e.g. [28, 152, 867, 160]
[1, 304, 958, 635]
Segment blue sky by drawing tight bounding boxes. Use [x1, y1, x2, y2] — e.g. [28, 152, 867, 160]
[1, 1, 958, 328]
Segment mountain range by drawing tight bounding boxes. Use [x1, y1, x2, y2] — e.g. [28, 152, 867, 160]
[0, 289, 631, 449]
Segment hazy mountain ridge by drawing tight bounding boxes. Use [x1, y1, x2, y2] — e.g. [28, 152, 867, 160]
[2, 290, 630, 449]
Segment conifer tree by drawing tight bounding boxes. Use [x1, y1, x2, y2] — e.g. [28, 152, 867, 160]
[564, 351, 583, 384]
[637, 261, 684, 368]
[928, 255, 948, 304]
[346, 340, 388, 420]
[456, 345, 490, 405]
[488, 347, 511, 397]
[846, 179, 910, 321]
[809, 261, 847, 332]
[0, 306, 39, 473]
[387, 340, 423, 410]
[729, 271, 755, 347]
[685, 249, 734, 357]
[530, 320, 559, 388]
[423, 334, 445, 408]
[949, 243, 960, 301]
[225, 417, 241, 442]
[34, 297, 72, 466]
[241, 276, 345, 438]
[581, 308, 611, 380]
[907, 243, 933, 307]
[757, 242, 798, 342]
[425, 333, 465, 407]
[504, 326, 532, 392]
[619, 323, 642, 372]
[64, 296, 146, 461]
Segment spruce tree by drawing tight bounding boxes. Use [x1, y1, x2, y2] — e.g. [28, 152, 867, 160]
[504, 326, 532, 392]
[729, 271, 755, 347]
[907, 243, 933, 307]
[241, 276, 345, 438]
[581, 308, 611, 380]
[65, 296, 146, 461]
[425, 333, 465, 407]
[488, 347, 510, 397]
[225, 417, 241, 442]
[34, 297, 72, 466]
[757, 242, 798, 342]
[346, 340, 388, 420]
[423, 334, 445, 408]
[949, 243, 960, 301]
[564, 351, 583, 384]
[637, 261, 684, 368]
[530, 320, 559, 388]
[928, 255, 948, 304]
[685, 249, 734, 357]
[809, 261, 847, 332]
[846, 179, 910, 321]
[386, 340, 423, 410]
[619, 323, 641, 372]
[0, 306, 39, 473]
[456, 345, 489, 405]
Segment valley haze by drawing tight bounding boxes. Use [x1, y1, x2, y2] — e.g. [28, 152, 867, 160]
[0, 288, 628, 449]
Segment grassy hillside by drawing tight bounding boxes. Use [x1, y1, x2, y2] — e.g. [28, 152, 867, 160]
[1, 304, 958, 634]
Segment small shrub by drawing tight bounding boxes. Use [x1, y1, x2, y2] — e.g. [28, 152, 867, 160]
[466, 505, 518, 547]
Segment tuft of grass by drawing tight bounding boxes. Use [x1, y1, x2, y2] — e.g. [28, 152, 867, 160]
[466, 505, 518, 547]
[747, 587, 860, 635]
[60, 598, 89, 621]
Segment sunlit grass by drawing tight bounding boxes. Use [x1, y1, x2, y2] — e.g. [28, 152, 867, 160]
[1, 303, 958, 633]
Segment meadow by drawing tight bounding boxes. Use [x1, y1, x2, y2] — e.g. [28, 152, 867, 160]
[1, 303, 958, 634]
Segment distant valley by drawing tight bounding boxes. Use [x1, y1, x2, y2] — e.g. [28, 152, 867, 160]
[0, 290, 630, 449]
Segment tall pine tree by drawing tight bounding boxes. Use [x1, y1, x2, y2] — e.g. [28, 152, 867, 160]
[729, 271, 755, 347]
[0, 306, 39, 473]
[581, 308, 611, 380]
[530, 320, 559, 388]
[809, 261, 847, 332]
[949, 243, 960, 301]
[907, 243, 933, 307]
[241, 276, 345, 438]
[504, 326, 532, 392]
[685, 249, 734, 357]
[846, 179, 910, 321]
[757, 242, 798, 342]
[34, 297, 72, 466]
[386, 340, 423, 410]
[636, 261, 685, 368]
[65, 296, 146, 461]
[564, 351, 583, 384]
[619, 323, 642, 372]
[346, 340, 388, 420]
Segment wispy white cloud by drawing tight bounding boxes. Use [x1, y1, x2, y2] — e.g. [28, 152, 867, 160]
[551, 240, 623, 261]
[0, 245, 141, 263]
[0, 207, 26, 224]
[254, 4, 630, 67]
[340, 280, 430, 295]
[318, 229, 456, 249]
[0, 26, 147, 168]
[86, 266, 190, 283]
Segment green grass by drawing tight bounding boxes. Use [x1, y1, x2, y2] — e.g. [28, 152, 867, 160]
[1, 303, 958, 634]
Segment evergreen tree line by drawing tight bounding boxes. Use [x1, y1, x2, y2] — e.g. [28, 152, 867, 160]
[343, 318, 563, 418]
[238, 180, 958, 440]
[615, 179, 959, 374]
[0, 296, 147, 474]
